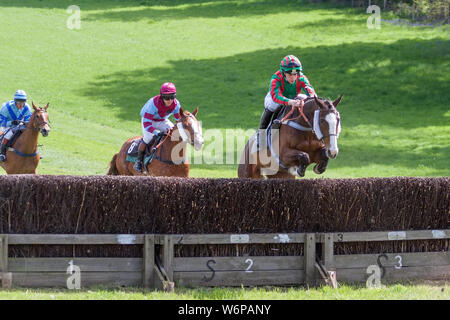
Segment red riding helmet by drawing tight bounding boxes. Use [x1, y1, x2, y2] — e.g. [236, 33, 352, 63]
[160, 82, 177, 95]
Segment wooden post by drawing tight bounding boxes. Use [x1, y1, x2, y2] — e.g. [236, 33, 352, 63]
[0, 235, 12, 289]
[304, 233, 316, 287]
[322, 233, 337, 288]
[322, 233, 334, 270]
[0, 235, 7, 272]
[163, 235, 174, 282]
[143, 235, 155, 288]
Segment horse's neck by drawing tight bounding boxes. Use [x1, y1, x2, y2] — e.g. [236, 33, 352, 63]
[15, 123, 39, 152]
[303, 99, 320, 118]
[161, 127, 187, 158]
[292, 99, 318, 126]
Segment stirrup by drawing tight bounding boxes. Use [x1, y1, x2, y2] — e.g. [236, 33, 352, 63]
[272, 119, 281, 130]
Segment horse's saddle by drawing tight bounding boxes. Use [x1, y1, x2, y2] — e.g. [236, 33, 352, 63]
[125, 134, 165, 166]
[0, 124, 27, 148]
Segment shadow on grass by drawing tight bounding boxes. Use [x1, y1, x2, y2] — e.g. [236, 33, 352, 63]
[80, 38, 449, 173]
[0, 0, 324, 19]
[82, 0, 324, 22]
[80, 38, 450, 129]
[0, 0, 229, 10]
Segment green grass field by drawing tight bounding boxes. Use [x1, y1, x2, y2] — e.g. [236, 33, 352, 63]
[0, 0, 448, 177]
[0, 0, 448, 300]
[0, 283, 448, 300]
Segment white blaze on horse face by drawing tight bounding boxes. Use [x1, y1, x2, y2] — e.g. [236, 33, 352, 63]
[325, 113, 339, 158]
[177, 122, 189, 142]
[192, 119, 204, 151]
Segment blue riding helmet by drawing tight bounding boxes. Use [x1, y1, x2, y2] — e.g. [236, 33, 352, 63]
[14, 89, 27, 101]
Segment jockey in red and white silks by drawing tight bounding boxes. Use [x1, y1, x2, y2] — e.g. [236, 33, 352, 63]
[134, 82, 181, 173]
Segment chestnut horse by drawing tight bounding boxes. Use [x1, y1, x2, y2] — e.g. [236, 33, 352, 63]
[0, 102, 50, 174]
[238, 95, 342, 179]
[107, 107, 204, 176]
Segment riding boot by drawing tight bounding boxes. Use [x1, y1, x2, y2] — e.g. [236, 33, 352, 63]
[257, 109, 274, 149]
[0, 139, 9, 162]
[133, 141, 147, 173]
[271, 108, 282, 129]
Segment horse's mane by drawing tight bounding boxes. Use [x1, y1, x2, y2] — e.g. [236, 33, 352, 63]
[305, 96, 336, 110]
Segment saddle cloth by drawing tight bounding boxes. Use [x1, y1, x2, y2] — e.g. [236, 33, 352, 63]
[125, 134, 164, 165]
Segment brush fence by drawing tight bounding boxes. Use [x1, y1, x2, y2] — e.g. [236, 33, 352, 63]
[0, 230, 449, 289]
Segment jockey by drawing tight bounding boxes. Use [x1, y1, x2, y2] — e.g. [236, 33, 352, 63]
[0, 90, 32, 162]
[134, 82, 182, 173]
[259, 55, 317, 131]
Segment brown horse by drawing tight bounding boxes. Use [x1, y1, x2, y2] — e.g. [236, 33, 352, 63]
[238, 95, 342, 179]
[107, 107, 204, 176]
[0, 102, 50, 174]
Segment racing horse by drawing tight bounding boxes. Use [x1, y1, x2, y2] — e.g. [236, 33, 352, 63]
[107, 107, 204, 177]
[0, 102, 50, 174]
[238, 95, 342, 179]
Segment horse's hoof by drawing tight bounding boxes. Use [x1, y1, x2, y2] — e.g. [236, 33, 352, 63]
[314, 163, 325, 174]
[297, 165, 306, 177]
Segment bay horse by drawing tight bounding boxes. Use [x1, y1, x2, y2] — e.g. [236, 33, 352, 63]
[107, 107, 204, 177]
[238, 95, 342, 179]
[0, 102, 50, 174]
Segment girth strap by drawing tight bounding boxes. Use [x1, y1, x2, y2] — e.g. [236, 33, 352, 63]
[267, 123, 288, 170]
[7, 147, 39, 157]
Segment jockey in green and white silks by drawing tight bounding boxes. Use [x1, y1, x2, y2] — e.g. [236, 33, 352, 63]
[259, 55, 317, 131]
[0, 90, 32, 162]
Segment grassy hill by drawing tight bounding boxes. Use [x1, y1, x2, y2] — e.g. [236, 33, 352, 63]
[0, 0, 448, 177]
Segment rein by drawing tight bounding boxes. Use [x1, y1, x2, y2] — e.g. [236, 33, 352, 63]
[280, 100, 340, 142]
[7, 112, 46, 158]
[153, 122, 189, 165]
[30, 109, 49, 132]
[279, 100, 312, 128]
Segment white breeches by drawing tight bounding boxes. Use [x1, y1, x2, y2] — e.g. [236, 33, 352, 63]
[264, 92, 308, 112]
[0, 127, 13, 140]
[141, 118, 174, 144]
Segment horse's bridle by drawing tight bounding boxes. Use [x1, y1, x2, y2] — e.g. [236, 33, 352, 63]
[312, 109, 341, 142]
[31, 109, 49, 132]
[176, 114, 201, 146]
[281, 100, 340, 143]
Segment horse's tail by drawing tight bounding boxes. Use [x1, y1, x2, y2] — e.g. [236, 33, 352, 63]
[107, 153, 120, 175]
[238, 139, 252, 178]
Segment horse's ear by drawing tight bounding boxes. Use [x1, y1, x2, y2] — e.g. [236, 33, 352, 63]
[192, 106, 198, 117]
[44, 103, 49, 110]
[32, 101, 38, 111]
[179, 106, 185, 117]
[314, 96, 325, 109]
[333, 95, 343, 108]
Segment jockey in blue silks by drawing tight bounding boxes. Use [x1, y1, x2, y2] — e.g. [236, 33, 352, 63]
[0, 90, 32, 162]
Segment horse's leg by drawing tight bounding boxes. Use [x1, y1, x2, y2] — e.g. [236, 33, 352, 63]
[238, 138, 264, 178]
[312, 148, 329, 175]
[281, 148, 310, 177]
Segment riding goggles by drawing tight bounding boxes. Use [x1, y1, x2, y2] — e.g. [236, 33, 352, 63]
[161, 94, 176, 100]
